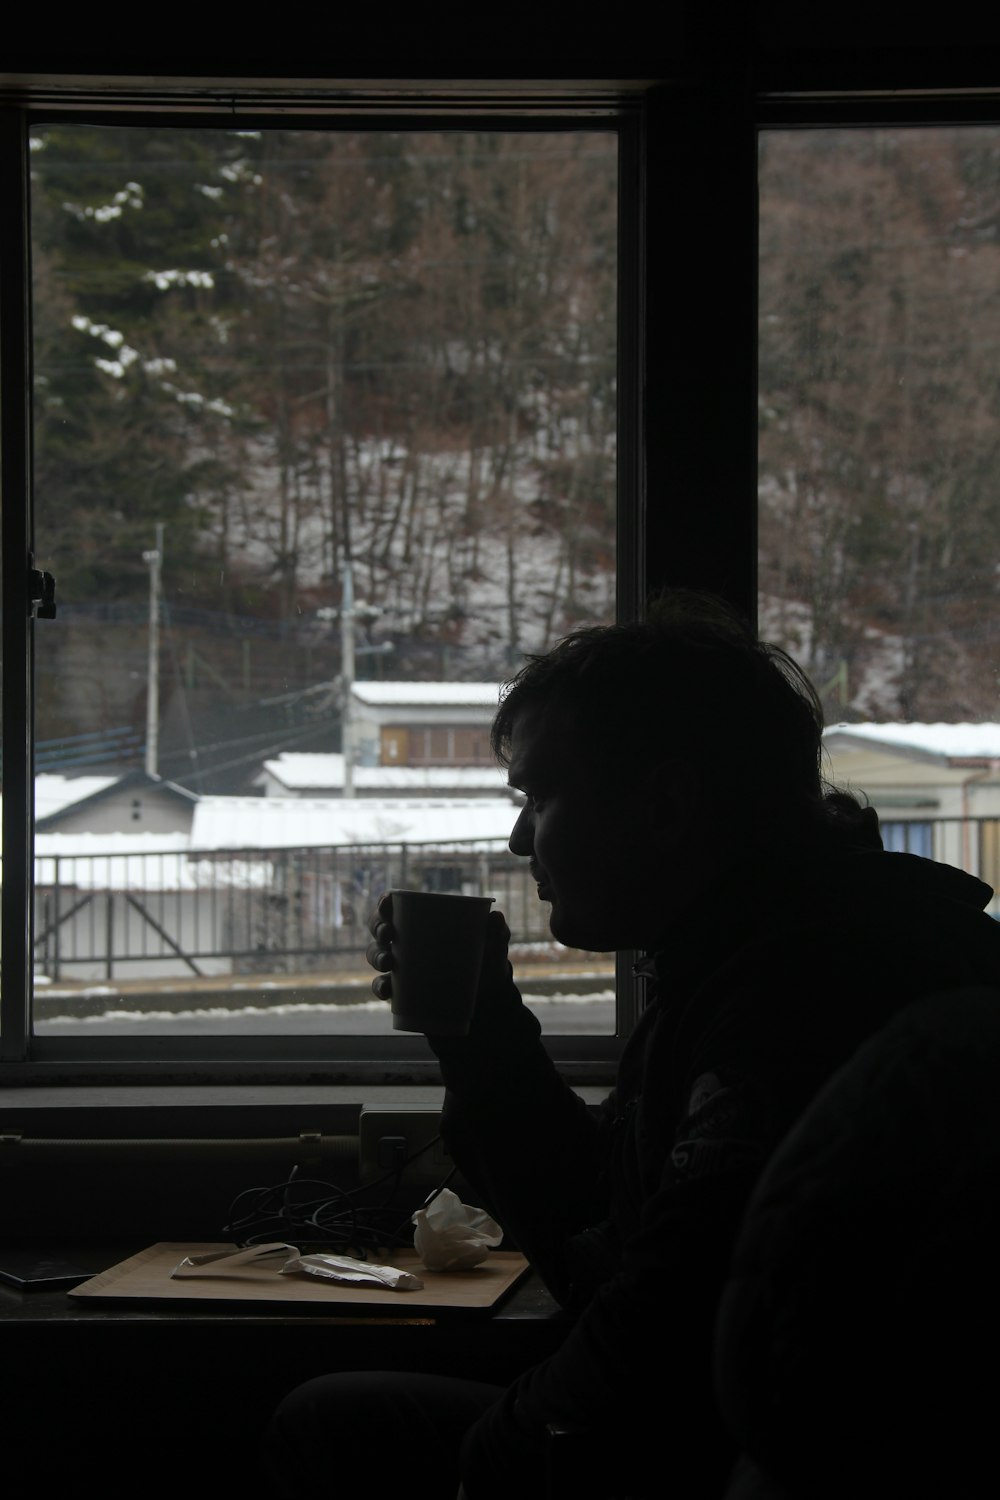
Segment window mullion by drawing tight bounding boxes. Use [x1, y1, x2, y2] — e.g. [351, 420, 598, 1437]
[0, 108, 36, 1061]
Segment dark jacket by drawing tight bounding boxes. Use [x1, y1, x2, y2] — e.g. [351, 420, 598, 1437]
[431, 847, 1000, 1499]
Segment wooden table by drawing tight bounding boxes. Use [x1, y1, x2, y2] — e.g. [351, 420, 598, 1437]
[0, 1241, 569, 1493]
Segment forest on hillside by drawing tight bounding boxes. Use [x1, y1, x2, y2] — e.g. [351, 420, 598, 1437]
[759, 126, 1000, 722]
[29, 125, 617, 783]
[23, 121, 1000, 785]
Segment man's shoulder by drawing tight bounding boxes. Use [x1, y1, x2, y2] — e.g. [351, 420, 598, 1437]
[643, 852, 1000, 1064]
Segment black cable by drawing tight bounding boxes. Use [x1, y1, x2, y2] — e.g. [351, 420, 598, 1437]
[222, 1136, 454, 1254]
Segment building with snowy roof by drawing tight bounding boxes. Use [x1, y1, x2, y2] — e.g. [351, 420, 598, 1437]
[32, 770, 199, 836]
[31, 793, 535, 983]
[823, 723, 1000, 894]
[349, 681, 501, 769]
[824, 723, 1000, 814]
[253, 752, 508, 798]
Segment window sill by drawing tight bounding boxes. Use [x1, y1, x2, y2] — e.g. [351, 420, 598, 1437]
[0, 1078, 610, 1110]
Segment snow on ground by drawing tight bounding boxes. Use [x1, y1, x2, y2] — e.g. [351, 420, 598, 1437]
[213, 428, 615, 672]
[759, 590, 907, 718]
[36, 989, 613, 1024]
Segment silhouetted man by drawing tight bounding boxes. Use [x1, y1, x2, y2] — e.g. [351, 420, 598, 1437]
[266, 592, 1000, 1499]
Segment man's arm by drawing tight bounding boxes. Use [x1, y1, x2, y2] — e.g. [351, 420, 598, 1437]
[428, 907, 612, 1301]
[433, 1023, 610, 1304]
[367, 896, 612, 1301]
[456, 1070, 775, 1500]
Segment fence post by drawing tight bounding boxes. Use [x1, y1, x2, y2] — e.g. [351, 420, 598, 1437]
[106, 892, 114, 981]
[52, 856, 62, 981]
[280, 850, 289, 961]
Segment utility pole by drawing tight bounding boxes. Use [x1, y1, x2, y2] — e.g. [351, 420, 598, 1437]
[143, 523, 163, 778]
[317, 562, 392, 796]
[340, 559, 356, 796]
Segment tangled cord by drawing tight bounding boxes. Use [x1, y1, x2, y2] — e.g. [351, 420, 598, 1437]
[223, 1136, 456, 1256]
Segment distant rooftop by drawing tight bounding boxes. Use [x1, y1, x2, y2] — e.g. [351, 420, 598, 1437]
[824, 722, 1000, 761]
[350, 681, 500, 708]
[259, 753, 506, 793]
[34, 772, 119, 820]
[190, 795, 516, 850]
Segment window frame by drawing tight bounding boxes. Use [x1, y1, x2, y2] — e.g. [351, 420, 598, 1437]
[754, 89, 1000, 744]
[12, 63, 991, 1087]
[0, 82, 647, 1085]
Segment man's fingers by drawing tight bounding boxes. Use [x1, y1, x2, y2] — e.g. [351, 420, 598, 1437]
[365, 936, 393, 972]
[366, 892, 395, 941]
[483, 908, 512, 959]
[366, 895, 396, 1000]
[486, 908, 511, 942]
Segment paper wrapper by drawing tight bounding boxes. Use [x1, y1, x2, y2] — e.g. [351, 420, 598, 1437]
[411, 1188, 503, 1271]
[282, 1251, 423, 1291]
[171, 1242, 423, 1291]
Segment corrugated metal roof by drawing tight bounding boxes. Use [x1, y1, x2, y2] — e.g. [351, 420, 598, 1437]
[259, 753, 506, 793]
[824, 722, 1000, 761]
[189, 796, 516, 850]
[350, 681, 500, 708]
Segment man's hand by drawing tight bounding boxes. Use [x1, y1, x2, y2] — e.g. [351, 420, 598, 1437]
[365, 892, 397, 1003]
[365, 893, 518, 1035]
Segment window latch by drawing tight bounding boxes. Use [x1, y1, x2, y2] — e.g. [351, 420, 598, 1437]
[27, 554, 57, 619]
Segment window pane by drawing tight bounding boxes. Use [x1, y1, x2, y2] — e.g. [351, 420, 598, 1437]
[30, 124, 618, 1036]
[759, 126, 1000, 910]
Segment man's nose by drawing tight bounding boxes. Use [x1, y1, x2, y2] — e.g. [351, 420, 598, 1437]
[508, 804, 534, 856]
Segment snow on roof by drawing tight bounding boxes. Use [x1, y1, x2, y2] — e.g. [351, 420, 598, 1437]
[190, 796, 516, 851]
[349, 681, 501, 708]
[259, 753, 506, 792]
[34, 773, 119, 819]
[261, 753, 346, 786]
[824, 722, 1000, 761]
[355, 766, 506, 790]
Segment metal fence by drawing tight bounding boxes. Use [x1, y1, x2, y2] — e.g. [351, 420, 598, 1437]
[879, 817, 1000, 910]
[32, 839, 551, 980]
[26, 816, 1000, 981]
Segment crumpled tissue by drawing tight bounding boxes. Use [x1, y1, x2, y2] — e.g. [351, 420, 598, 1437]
[411, 1188, 503, 1270]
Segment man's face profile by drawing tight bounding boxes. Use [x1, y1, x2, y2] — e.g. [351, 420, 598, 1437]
[505, 704, 680, 952]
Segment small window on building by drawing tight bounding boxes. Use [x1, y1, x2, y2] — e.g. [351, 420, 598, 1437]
[881, 821, 933, 859]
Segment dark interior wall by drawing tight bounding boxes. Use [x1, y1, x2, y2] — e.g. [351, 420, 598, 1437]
[1, 1103, 363, 1240]
[3, 17, 999, 1490]
[5, 4, 1000, 82]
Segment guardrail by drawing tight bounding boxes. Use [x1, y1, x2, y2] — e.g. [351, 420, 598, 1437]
[31, 838, 550, 980]
[26, 817, 1000, 981]
[879, 816, 1000, 904]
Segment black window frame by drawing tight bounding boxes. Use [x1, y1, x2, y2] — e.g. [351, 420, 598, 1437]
[0, 80, 657, 1087]
[9, 54, 990, 1090]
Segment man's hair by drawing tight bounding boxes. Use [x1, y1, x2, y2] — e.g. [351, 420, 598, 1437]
[492, 590, 872, 845]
